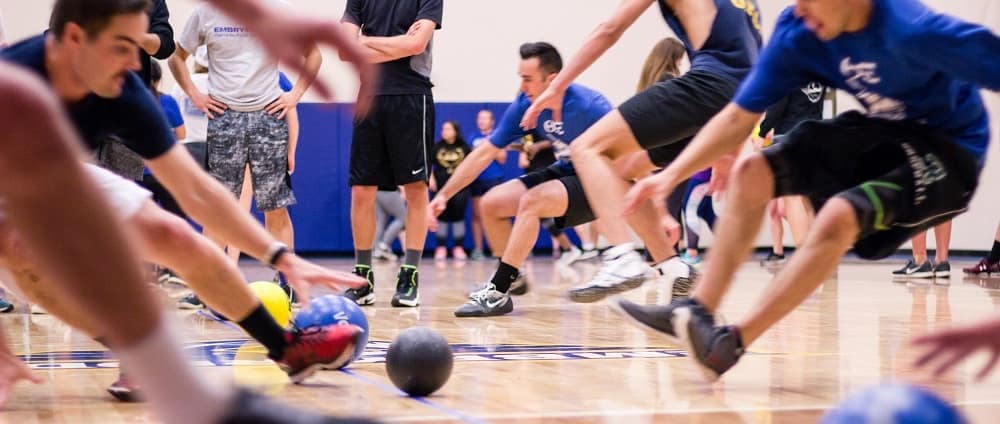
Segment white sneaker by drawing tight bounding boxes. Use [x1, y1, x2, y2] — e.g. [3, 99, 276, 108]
[557, 246, 584, 267]
[654, 256, 696, 302]
[578, 249, 600, 261]
[568, 243, 651, 303]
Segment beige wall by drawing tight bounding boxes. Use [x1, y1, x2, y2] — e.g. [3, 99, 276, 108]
[1, 0, 997, 250]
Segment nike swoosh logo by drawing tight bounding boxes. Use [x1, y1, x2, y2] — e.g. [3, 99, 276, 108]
[412, 168, 424, 175]
[906, 267, 920, 273]
[486, 297, 507, 309]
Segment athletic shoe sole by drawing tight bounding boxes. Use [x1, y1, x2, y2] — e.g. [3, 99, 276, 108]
[391, 296, 420, 307]
[283, 339, 357, 384]
[610, 298, 683, 346]
[568, 276, 646, 303]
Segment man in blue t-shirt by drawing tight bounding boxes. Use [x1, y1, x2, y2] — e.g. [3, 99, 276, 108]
[520, 0, 762, 305]
[0, 0, 368, 403]
[617, 0, 1000, 380]
[427, 42, 614, 317]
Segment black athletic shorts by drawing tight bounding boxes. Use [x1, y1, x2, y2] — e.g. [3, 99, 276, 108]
[620, 70, 739, 165]
[762, 111, 981, 260]
[517, 163, 594, 229]
[350, 94, 435, 187]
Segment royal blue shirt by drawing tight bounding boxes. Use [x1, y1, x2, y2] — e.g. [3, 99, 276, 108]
[491, 84, 613, 173]
[734, 1, 1000, 160]
[159, 94, 184, 130]
[658, 0, 762, 84]
[470, 131, 504, 181]
[279, 72, 293, 93]
[0, 35, 176, 159]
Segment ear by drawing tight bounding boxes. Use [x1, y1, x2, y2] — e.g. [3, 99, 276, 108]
[544, 71, 559, 85]
[62, 22, 86, 47]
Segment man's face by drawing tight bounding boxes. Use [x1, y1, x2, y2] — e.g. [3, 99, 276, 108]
[518, 57, 554, 101]
[63, 13, 147, 98]
[794, 0, 856, 41]
[477, 110, 495, 132]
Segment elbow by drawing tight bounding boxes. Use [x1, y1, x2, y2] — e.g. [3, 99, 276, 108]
[595, 21, 625, 44]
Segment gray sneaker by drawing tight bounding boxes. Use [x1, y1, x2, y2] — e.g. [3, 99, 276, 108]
[892, 259, 934, 279]
[455, 284, 513, 317]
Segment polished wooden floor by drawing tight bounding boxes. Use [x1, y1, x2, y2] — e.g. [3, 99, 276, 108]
[3, 255, 1000, 423]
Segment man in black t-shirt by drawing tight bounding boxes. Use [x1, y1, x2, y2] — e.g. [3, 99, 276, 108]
[341, 0, 443, 308]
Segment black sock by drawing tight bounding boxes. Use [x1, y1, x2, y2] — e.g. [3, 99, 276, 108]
[237, 304, 289, 359]
[491, 261, 519, 293]
[989, 241, 1000, 263]
[355, 249, 372, 268]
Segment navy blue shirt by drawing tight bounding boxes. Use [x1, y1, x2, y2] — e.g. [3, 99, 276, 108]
[1, 35, 176, 159]
[658, 0, 762, 84]
[734, 1, 1000, 160]
[491, 84, 612, 173]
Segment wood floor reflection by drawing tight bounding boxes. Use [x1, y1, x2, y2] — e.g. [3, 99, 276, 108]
[4, 256, 1000, 423]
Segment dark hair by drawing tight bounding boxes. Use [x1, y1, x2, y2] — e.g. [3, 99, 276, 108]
[50, 0, 151, 38]
[519, 42, 563, 74]
[149, 60, 162, 96]
[439, 121, 467, 146]
[638, 38, 686, 92]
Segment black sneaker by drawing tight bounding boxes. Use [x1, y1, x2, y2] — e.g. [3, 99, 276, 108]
[759, 252, 785, 267]
[218, 388, 381, 424]
[892, 259, 934, 278]
[178, 293, 205, 310]
[391, 266, 420, 307]
[613, 298, 702, 345]
[107, 372, 143, 402]
[673, 306, 745, 382]
[345, 265, 376, 306]
[933, 261, 951, 282]
[454, 283, 513, 317]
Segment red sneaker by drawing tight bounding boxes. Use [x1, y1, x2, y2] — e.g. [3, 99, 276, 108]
[107, 372, 144, 402]
[964, 258, 1000, 275]
[272, 325, 361, 383]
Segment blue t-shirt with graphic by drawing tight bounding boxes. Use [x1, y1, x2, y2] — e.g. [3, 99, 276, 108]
[470, 131, 504, 181]
[491, 84, 613, 173]
[658, 0, 763, 84]
[734, 1, 999, 161]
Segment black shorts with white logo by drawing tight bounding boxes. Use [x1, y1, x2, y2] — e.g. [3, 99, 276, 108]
[350, 94, 435, 187]
[762, 111, 981, 260]
[517, 163, 595, 229]
[620, 70, 738, 164]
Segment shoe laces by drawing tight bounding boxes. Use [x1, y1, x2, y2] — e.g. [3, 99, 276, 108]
[469, 283, 497, 302]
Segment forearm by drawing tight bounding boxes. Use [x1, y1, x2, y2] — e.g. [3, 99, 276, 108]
[290, 46, 323, 99]
[436, 148, 496, 199]
[167, 54, 199, 97]
[287, 108, 299, 156]
[141, 33, 162, 57]
[178, 176, 279, 261]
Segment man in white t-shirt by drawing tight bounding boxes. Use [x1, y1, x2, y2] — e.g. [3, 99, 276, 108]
[169, 1, 321, 293]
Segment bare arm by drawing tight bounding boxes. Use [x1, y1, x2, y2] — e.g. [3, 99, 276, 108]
[167, 47, 227, 117]
[435, 143, 503, 201]
[266, 46, 322, 119]
[174, 125, 187, 142]
[494, 147, 508, 165]
[287, 107, 299, 173]
[360, 19, 437, 63]
[521, 0, 653, 127]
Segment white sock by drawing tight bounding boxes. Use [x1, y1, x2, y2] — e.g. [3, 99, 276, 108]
[582, 242, 595, 251]
[604, 243, 636, 259]
[115, 319, 231, 424]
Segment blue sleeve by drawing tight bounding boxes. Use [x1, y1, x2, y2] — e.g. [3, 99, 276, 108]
[159, 95, 184, 128]
[489, 99, 529, 148]
[278, 72, 294, 92]
[584, 93, 613, 127]
[733, 11, 811, 113]
[898, 8, 1000, 91]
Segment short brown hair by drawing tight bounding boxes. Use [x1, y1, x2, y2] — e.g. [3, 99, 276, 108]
[50, 0, 151, 38]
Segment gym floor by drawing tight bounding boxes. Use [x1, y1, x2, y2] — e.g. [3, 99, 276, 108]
[4, 257, 1000, 423]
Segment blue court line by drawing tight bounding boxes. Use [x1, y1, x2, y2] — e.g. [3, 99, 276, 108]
[339, 368, 489, 424]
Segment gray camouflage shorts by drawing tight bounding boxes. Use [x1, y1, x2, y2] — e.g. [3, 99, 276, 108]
[207, 109, 296, 211]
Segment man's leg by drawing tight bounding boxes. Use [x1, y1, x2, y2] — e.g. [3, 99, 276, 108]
[226, 166, 254, 263]
[478, 180, 528, 256]
[471, 196, 486, 255]
[455, 181, 569, 317]
[783, 196, 813, 246]
[393, 181, 430, 307]
[0, 65, 228, 424]
[768, 200, 786, 256]
[933, 221, 952, 264]
[264, 208, 294, 250]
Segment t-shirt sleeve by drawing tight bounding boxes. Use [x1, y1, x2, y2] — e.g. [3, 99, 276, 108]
[159, 95, 184, 129]
[176, 7, 204, 54]
[117, 76, 176, 159]
[489, 100, 529, 148]
[148, 0, 175, 59]
[342, 0, 364, 25]
[417, 0, 443, 29]
[732, 20, 811, 113]
[584, 93, 613, 127]
[898, 9, 1000, 91]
